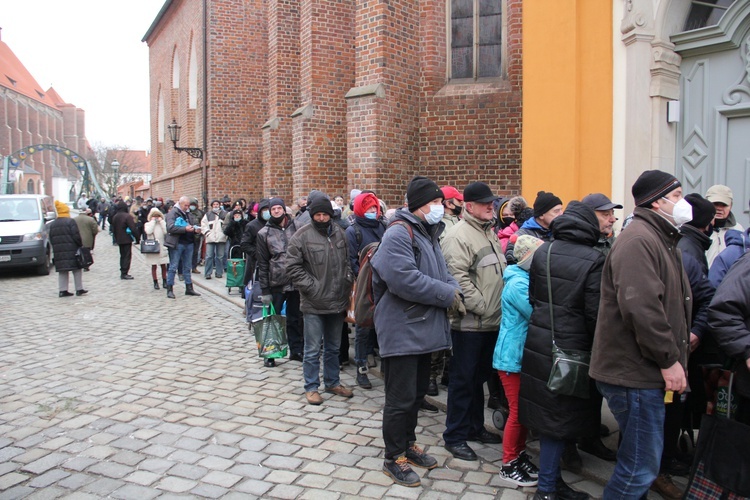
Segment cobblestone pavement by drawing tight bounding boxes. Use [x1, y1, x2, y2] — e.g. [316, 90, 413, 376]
[0, 226, 665, 499]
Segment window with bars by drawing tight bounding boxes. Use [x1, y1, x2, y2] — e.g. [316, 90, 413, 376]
[450, 0, 503, 80]
[683, 0, 736, 31]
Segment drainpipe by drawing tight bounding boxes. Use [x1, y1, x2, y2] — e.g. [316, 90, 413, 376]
[202, 0, 209, 209]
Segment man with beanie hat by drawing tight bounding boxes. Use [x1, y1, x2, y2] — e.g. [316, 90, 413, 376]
[294, 190, 326, 227]
[286, 194, 353, 405]
[370, 176, 462, 487]
[505, 191, 562, 264]
[705, 184, 744, 267]
[240, 198, 270, 287]
[590, 170, 692, 499]
[442, 181, 506, 461]
[256, 197, 303, 366]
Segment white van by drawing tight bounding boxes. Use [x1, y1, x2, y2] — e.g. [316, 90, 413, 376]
[0, 194, 56, 275]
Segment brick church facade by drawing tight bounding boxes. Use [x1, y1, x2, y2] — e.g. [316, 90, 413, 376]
[144, 0, 522, 208]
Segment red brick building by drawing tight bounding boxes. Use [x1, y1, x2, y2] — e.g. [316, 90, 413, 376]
[143, 0, 522, 208]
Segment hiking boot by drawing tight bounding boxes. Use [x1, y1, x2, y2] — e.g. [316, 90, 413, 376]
[356, 364, 372, 389]
[325, 385, 353, 398]
[383, 456, 420, 487]
[517, 450, 539, 479]
[153, 279, 160, 290]
[427, 378, 439, 396]
[166, 286, 175, 299]
[650, 474, 684, 500]
[499, 457, 538, 487]
[561, 441, 583, 473]
[305, 391, 323, 405]
[419, 400, 438, 413]
[185, 284, 201, 296]
[405, 444, 438, 469]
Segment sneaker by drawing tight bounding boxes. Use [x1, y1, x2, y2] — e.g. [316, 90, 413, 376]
[325, 385, 353, 398]
[305, 391, 323, 405]
[405, 444, 438, 469]
[356, 370, 372, 390]
[499, 458, 538, 487]
[517, 450, 539, 479]
[650, 474, 684, 500]
[383, 456, 420, 487]
[420, 400, 438, 413]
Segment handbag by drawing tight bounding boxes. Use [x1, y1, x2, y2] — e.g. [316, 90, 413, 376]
[251, 304, 288, 359]
[75, 247, 94, 268]
[544, 242, 591, 399]
[140, 239, 161, 254]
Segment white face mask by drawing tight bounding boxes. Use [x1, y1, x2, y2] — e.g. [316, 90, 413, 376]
[421, 204, 444, 225]
[660, 197, 693, 227]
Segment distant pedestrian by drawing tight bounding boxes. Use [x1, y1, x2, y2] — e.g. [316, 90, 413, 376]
[201, 200, 228, 280]
[143, 207, 170, 290]
[165, 196, 202, 299]
[74, 208, 99, 271]
[111, 200, 139, 280]
[50, 200, 86, 297]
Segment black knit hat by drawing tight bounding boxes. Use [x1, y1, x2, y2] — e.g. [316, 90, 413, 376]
[533, 191, 563, 217]
[268, 197, 285, 210]
[684, 193, 716, 229]
[307, 195, 334, 217]
[407, 176, 443, 212]
[632, 170, 681, 207]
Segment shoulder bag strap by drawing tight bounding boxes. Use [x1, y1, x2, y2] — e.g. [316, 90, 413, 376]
[546, 241, 557, 348]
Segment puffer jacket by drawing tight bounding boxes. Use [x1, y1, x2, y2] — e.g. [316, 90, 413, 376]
[505, 217, 552, 264]
[708, 252, 750, 398]
[493, 265, 532, 373]
[286, 221, 353, 314]
[201, 210, 228, 244]
[49, 217, 83, 272]
[678, 225, 715, 342]
[590, 207, 692, 389]
[442, 211, 506, 332]
[256, 215, 298, 294]
[708, 229, 749, 288]
[519, 202, 605, 439]
[371, 209, 461, 358]
[165, 206, 199, 249]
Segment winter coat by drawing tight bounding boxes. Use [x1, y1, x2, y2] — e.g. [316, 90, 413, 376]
[707, 212, 743, 268]
[256, 215, 298, 294]
[708, 229, 749, 288]
[74, 214, 99, 249]
[442, 211, 506, 332]
[438, 212, 461, 243]
[493, 265, 532, 373]
[707, 253, 750, 398]
[112, 202, 139, 245]
[505, 217, 552, 264]
[497, 221, 519, 253]
[223, 211, 248, 249]
[518, 202, 605, 439]
[286, 222, 353, 314]
[240, 217, 267, 278]
[593, 233, 616, 256]
[201, 211, 228, 244]
[590, 207, 692, 389]
[143, 217, 170, 266]
[677, 225, 715, 342]
[165, 206, 198, 248]
[49, 217, 83, 272]
[345, 216, 386, 276]
[371, 209, 461, 358]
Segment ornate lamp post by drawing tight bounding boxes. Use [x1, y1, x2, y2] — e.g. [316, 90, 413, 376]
[111, 158, 120, 197]
[167, 119, 203, 159]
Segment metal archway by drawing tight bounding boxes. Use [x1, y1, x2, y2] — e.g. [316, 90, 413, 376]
[1, 144, 106, 197]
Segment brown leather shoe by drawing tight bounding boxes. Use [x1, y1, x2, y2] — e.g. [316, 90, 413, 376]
[305, 391, 323, 405]
[650, 474, 684, 500]
[325, 385, 353, 398]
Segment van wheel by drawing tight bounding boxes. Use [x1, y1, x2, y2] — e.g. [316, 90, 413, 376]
[36, 249, 51, 275]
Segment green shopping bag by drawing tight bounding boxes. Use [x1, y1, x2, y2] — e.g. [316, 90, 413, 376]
[251, 304, 288, 359]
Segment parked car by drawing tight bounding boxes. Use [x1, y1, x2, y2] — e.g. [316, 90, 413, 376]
[0, 194, 57, 275]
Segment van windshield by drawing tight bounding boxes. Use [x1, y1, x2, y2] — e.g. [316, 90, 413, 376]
[0, 199, 40, 221]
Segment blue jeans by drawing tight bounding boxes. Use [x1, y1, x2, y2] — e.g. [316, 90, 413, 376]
[168, 243, 194, 286]
[303, 313, 343, 392]
[205, 242, 225, 278]
[597, 381, 665, 500]
[538, 434, 566, 492]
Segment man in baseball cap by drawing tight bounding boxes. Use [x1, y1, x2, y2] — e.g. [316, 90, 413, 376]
[582, 193, 623, 256]
[705, 184, 744, 267]
[440, 186, 464, 238]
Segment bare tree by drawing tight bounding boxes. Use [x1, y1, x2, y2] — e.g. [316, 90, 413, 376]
[87, 142, 141, 198]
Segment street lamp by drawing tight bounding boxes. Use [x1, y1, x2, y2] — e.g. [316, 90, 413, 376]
[167, 118, 203, 159]
[111, 159, 120, 197]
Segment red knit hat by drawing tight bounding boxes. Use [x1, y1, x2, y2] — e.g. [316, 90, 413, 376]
[353, 192, 380, 218]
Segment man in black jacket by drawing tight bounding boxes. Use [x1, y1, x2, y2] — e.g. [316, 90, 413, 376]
[240, 198, 269, 292]
[111, 200, 139, 280]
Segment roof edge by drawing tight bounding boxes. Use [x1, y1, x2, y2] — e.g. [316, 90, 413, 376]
[142, 0, 174, 43]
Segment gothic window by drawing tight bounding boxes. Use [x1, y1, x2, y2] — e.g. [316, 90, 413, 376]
[450, 0, 503, 80]
[684, 0, 736, 31]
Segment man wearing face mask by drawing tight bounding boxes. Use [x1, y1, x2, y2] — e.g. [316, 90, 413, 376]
[188, 198, 204, 273]
[442, 182, 506, 461]
[241, 198, 270, 286]
[439, 186, 463, 240]
[590, 170, 692, 500]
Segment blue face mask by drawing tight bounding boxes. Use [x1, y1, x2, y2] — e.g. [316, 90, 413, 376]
[261, 210, 270, 221]
[423, 204, 444, 225]
[364, 212, 377, 220]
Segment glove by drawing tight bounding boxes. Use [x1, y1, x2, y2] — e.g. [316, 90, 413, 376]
[448, 290, 466, 317]
[261, 294, 273, 306]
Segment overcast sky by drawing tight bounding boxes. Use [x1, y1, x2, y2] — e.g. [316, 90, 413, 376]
[2, 1, 164, 152]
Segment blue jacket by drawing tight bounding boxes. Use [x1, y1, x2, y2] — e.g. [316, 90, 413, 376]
[345, 216, 386, 276]
[504, 217, 552, 264]
[708, 229, 749, 288]
[371, 209, 460, 358]
[493, 265, 532, 373]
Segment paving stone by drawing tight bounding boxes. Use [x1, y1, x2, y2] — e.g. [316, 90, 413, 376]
[123, 470, 161, 486]
[85, 461, 132, 479]
[0, 485, 35, 499]
[27, 469, 71, 488]
[167, 463, 208, 481]
[234, 478, 273, 496]
[21, 452, 71, 474]
[261, 455, 303, 471]
[110, 483, 161, 500]
[25, 485, 67, 499]
[81, 477, 125, 496]
[0, 472, 29, 489]
[57, 472, 96, 490]
[196, 455, 234, 471]
[155, 476, 197, 493]
[189, 483, 228, 499]
[201, 470, 242, 488]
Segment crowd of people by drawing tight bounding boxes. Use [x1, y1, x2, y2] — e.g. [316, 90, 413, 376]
[52, 172, 750, 498]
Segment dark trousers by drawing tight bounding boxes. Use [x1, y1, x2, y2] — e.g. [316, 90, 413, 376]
[382, 353, 431, 459]
[272, 291, 303, 356]
[118, 243, 132, 275]
[443, 329, 498, 446]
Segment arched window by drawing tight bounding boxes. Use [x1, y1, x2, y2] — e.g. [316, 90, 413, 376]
[449, 0, 504, 80]
[684, 0, 736, 31]
[26, 179, 34, 194]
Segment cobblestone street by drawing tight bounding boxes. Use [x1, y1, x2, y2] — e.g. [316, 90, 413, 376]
[0, 228, 619, 499]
